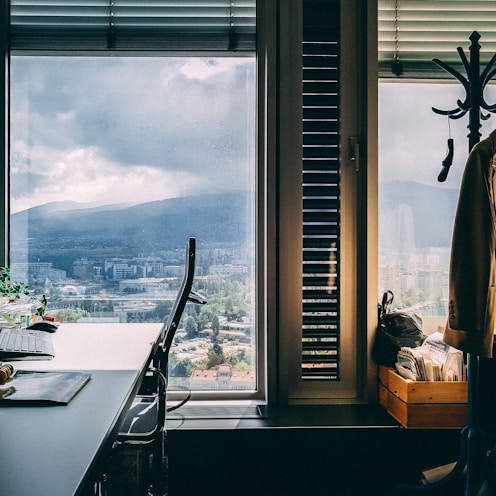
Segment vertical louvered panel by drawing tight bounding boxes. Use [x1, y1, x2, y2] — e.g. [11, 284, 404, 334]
[302, 0, 340, 381]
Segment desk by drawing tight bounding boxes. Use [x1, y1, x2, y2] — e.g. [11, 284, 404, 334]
[0, 323, 162, 496]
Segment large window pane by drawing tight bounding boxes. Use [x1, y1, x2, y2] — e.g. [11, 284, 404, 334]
[379, 81, 496, 332]
[10, 56, 257, 391]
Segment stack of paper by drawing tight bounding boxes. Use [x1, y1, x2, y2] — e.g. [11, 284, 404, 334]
[395, 332, 465, 382]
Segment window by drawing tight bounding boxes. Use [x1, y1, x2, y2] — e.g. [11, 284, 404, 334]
[4, 1, 260, 396]
[379, 84, 496, 331]
[278, 0, 367, 402]
[378, 0, 496, 332]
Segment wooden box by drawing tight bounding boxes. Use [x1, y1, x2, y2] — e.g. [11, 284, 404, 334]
[378, 365, 468, 429]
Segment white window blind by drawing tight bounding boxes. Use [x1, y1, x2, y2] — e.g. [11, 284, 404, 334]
[10, 0, 256, 51]
[378, 0, 496, 78]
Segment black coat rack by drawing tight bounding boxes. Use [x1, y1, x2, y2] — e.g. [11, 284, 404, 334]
[398, 31, 496, 496]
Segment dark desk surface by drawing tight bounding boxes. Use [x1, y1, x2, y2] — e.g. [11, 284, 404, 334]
[0, 323, 162, 496]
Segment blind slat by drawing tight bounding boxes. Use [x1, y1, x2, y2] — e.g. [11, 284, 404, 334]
[379, 0, 496, 78]
[10, 0, 256, 51]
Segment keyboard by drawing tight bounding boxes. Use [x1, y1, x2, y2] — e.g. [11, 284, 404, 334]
[0, 327, 54, 360]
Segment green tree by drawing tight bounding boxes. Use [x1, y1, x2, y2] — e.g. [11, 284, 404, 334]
[170, 358, 195, 378]
[206, 343, 224, 369]
[212, 315, 220, 344]
[185, 315, 198, 339]
[212, 314, 220, 333]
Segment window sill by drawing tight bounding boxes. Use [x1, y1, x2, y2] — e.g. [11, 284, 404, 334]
[167, 403, 407, 430]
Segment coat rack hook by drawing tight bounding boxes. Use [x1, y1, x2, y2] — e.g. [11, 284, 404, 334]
[432, 31, 496, 181]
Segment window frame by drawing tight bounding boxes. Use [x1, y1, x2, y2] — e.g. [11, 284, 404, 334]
[277, 0, 376, 404]
[1, 3, 268, 404]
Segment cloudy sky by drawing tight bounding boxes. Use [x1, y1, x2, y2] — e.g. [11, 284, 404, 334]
[10, 56, 256, 213]
[11, 55, 496, 214]
[379, 81, 496, 190]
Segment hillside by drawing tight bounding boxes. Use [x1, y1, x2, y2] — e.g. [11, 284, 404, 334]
[12, 191, 252, 256]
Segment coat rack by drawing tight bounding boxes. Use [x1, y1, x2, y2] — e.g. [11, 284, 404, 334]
[398, 31, 496, 496]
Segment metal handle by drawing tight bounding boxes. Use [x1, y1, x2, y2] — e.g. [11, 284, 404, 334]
[349, 136, 360, 172]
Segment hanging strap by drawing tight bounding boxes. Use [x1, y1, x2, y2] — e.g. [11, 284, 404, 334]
[380, 290, 394, 318]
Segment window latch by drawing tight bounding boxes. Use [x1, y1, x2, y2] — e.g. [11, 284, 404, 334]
[349, 136, 360, 172]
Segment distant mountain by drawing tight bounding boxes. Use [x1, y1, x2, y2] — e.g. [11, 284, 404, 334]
[379, 180, 459, 248]
[12, 191, 251, 253]
[12, 182, 458, 259]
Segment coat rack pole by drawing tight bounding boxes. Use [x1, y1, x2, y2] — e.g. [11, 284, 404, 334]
[397, 31, 496, 496]
[465, 354, 481, 495]
[467, 30, 482, 151]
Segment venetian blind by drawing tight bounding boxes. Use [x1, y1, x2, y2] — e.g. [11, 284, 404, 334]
[378, 0, 496, 78]
[10, 0, 256, 51]
[301, 0, 339, 381]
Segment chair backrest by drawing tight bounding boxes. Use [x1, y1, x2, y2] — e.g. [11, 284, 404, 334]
[161, 237, 197, 355]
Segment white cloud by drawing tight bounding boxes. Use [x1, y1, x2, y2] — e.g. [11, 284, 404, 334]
[179, 58, 243, 79]
[10, 143, 207, 213]
[378, 82, 496, 189]
[9, 56, 256, 213]
[55, 111, 76, 123]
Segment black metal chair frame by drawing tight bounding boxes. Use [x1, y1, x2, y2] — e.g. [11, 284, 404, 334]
[113, 237, 203, 495]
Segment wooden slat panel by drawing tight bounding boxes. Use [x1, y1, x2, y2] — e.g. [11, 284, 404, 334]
[301, 0, 340, 381]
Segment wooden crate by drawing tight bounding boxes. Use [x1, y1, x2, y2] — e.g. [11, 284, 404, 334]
[378, 365, 468, 429]
[378, 365, 390, 409]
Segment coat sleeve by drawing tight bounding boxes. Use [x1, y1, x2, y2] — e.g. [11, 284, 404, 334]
[443, 140, 496, 357]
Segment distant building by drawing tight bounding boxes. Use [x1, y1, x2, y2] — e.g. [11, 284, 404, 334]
[164, 265, 184, 277]
[218, 316, 252, 343]
[118, 277, 173, 293]
[60, 284, 84, 296]
[189, 365, 255, 390]
[135, 256, 165, 277]
[72, 258, 96, 280]
[209, 264, 248, 276]
[13, 262, 67, 282]
[112, 263, 138, 280]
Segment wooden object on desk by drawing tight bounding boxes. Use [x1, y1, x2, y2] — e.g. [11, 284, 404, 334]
[378, 365, 468, 429]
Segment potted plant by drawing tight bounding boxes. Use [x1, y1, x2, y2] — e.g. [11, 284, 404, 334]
[0, 266, 29, 302]
[0, 267, 34, 325]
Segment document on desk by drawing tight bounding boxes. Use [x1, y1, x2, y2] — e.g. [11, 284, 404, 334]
[0, 370, 91, 404]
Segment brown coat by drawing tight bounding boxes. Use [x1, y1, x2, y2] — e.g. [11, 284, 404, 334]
[444, 129, 496, 358]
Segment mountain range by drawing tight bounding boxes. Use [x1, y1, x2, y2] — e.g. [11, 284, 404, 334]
[11, 181, 459, 260]
[12, 191, 252, 255]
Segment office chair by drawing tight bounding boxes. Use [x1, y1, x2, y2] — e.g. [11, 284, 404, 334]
[110, 237, 205, 496]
